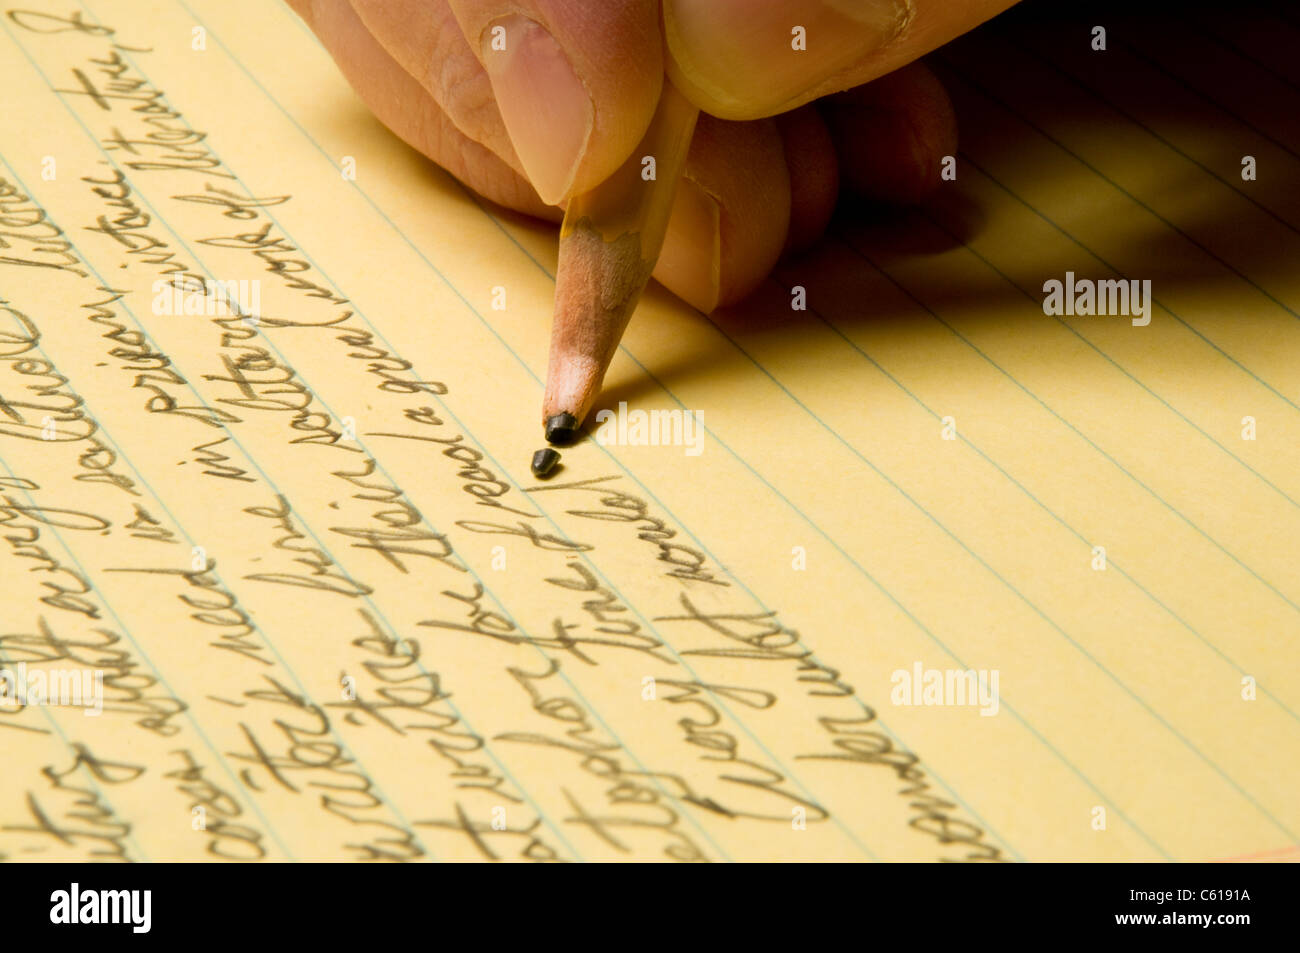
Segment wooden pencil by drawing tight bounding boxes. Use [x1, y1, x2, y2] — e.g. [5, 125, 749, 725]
[542, 79, 699, 444]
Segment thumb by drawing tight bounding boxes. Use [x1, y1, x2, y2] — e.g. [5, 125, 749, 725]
[448, 0, 663, 206]
[663, 0, 1017, 120]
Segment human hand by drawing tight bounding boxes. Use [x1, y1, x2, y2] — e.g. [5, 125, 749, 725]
[286, 0, 1018, 312]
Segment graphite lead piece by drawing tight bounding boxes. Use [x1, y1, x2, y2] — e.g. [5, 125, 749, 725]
[531, 447, 561, 479]
[544, 412, 579, 445]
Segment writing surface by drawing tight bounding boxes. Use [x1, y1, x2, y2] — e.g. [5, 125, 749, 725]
[0, 0, 1295, 862]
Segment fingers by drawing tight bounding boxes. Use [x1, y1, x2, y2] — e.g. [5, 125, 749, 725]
[652, 63, 956, 313]
[820, 60, 957, 204]
[776, 106, 839, 254]
[286, 0, 839, 316]
[347, 0, 521, 175]
[654, 114, 793, 312]
[289, 0, 554, 218]
[446, 0, 663, 205]
[664, 0, 1016, 120]
[286, 0, 958, 316]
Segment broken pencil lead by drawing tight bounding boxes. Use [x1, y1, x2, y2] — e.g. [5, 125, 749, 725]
[531, 447, 561, 479]
[544, 412, 579, 445]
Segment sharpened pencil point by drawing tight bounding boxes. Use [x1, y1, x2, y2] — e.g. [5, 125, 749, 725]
[545, 413, 579, 445]
[531, 447, 561, 478]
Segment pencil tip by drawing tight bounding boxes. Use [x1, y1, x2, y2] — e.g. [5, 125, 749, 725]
[544, 412, 580, 445]
[531, 447, 561, 478]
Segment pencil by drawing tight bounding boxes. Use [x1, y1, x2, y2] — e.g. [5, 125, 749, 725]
[542, 78, 700, 444]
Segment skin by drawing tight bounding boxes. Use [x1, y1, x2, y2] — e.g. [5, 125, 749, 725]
[286, 0, 1019, 312]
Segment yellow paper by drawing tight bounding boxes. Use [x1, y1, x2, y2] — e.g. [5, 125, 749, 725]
[0, 0, 1296, 863]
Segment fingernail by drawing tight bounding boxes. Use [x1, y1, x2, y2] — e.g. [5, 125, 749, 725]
[656, 177, 721, 312]
[664, 0, 911, 117]
[480, 15, 593, 205]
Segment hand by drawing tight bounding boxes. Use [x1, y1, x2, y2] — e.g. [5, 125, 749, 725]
[287, 0, 1017, 312]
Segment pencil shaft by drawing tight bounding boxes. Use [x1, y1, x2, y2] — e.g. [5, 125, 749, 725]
[543, 80, 699, 431]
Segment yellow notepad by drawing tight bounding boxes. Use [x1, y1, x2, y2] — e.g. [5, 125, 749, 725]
[0, 0, 1295, 862]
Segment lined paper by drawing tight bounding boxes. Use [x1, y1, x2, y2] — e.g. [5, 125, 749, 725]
[0, 0, 1296, 862]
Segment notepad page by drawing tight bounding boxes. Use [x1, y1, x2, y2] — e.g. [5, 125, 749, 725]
[0, 0, 1295, 862]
